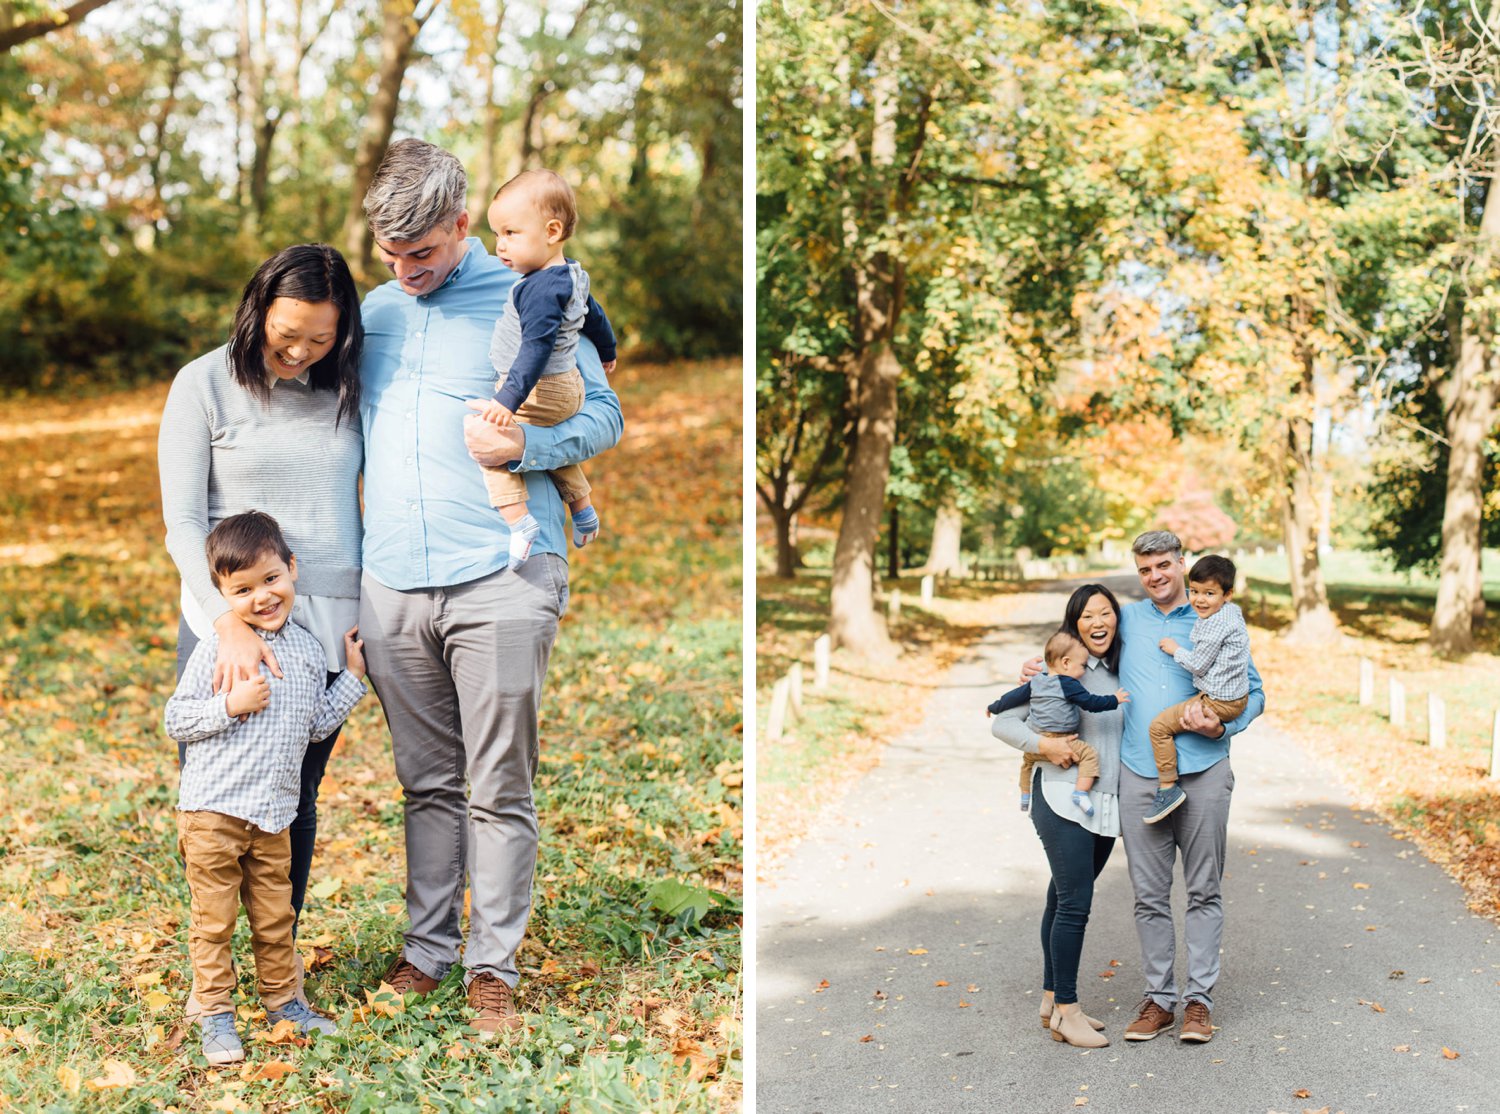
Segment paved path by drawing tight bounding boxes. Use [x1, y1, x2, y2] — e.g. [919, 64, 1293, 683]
[756, 580, 1500, 1113]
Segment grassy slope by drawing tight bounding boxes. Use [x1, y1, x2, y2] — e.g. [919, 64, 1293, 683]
[0, 358, 742, 1111]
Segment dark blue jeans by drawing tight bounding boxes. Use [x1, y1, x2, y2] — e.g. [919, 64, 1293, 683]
[176, 616, 339, 932]
[1030, 778, 1115, 1004]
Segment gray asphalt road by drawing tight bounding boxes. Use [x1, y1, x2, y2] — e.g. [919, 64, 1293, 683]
[755, 580, 1500, 1114]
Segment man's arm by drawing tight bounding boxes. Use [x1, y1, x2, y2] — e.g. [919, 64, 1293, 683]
[466, 334, 623, 471]
[1181, 655, 1265, 739]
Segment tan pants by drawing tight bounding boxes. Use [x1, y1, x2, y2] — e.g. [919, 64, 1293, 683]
[482, 367, 591, 509]
[1147, 693, 1248, 784]
[1019, 732, 1101, 793]
[177, 810, 298, 1015]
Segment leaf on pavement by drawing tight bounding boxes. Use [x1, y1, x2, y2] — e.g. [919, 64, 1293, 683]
[1442, 1047, 1460, 1060]
[1293, 1089, 1311, 1099]
[907, 948, 928, 955]
[814, 979, 830, 993]
[859, 1034, 874, 1043]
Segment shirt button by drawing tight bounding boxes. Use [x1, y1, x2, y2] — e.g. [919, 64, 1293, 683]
[415, 331, 423, 339]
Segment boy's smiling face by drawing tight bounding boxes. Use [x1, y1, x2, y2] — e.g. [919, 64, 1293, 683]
[218, 551, 298, 632]
[1188, 579, 1230, 620]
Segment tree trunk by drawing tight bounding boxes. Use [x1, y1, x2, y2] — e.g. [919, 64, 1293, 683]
[925, 501, 963, 576]
[1280, 320, 1338, 643]
[341, 0, 429, 281]
[827, 39, 903, 658]
[887, 505, 900, 580]
[771, 504, 797, 579]
[1431, 147, 1500, 654]
[829, 342, 900, 655]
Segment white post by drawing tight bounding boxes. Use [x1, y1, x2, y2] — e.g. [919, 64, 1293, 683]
[920, 575, 934, 606]
[888, 589, 902, 620]
[1490, 710, 1500, 781]
[1389, 679, 1406, 729]
[1358, 659, 1373, 707]
[1428, 694, 1446, 749]
[813, 634, 831, 691]
[767, 677, 791, 742]
[789, 663, 804, 717]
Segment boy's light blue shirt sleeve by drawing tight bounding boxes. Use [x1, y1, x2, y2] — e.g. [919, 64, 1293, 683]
[507, 335, 622, 474]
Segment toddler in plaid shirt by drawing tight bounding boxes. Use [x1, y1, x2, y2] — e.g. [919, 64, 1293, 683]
[1145, 554, 1250, 825]
[165, 511, 367, 1065]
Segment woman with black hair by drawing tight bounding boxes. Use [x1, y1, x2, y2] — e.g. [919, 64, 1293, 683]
[990, 583, 1126, 1048]
[158, 244, 363, 992]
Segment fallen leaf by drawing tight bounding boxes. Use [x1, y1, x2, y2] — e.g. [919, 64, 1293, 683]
[1369, 1002, 1385, 1013]
[1442, 1047, 1459, 1060]
[143, 989, 172, 1012]
[934, 980, 949, 987]
[56, 1066, 81, 1095]
[1074, 1098, 1088, 1107]
[1294, 1089, 1311, 1099]
[1098, 969, 1115, 979]
[908, 948, 928, 955]
[958, 1001, 970, 1008]
[859, 1034, 874, 1042]
[309, 876, 341, 900]
[1352, 882, 1370, 890]
[365, 982, 405, 1019]
[242, 1060, 297, 1082]
[85, 1060, 138, 1091]
[1393, 1044, 1411, 1052]
[257, 1018, 306, 1044]
[814, 980, 830, 993]
[873, 989, 887, 1000]
[670, 1037, 719, 1081]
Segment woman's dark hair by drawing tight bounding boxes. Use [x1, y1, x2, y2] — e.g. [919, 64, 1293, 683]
[1061, 583, 1124, 675]
[227, 243, 362, 427]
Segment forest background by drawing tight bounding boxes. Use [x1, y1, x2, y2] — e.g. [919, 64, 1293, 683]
[757, 0, 1498, 661]
[1, 0, 743, 1109]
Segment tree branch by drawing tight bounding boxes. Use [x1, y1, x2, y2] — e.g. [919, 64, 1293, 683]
[1, 0, 117, 52]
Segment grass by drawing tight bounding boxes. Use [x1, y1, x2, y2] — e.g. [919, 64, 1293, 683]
[0, 358, 742, 1111]
[1242, 556, 1500, 922]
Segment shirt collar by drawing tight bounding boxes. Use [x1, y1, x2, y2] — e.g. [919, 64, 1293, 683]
[265, 368, 310, 389]
[259, 623, 289, 642]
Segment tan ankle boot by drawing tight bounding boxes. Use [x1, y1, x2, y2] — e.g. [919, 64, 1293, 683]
[1051, 1003, 1109, 1047]
[1040, 994, 1105, 1031]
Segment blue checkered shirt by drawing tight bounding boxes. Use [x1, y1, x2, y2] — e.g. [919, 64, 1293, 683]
[167, 620, 366, 832]
[1173, 601, 1251, 702]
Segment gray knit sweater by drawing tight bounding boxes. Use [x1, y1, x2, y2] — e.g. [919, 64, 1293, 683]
[158, 346, 363, 624]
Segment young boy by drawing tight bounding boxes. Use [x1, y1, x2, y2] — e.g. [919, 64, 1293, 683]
[468, 168, 618, 571]
[1146, 553, 1250, 824]
[988, 630, 1130, 817]
[165, 511, 367, 1065]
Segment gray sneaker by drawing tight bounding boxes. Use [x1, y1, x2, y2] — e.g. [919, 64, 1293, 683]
[199, 1011, 244, 1065]
[265, 997, 338, 1037]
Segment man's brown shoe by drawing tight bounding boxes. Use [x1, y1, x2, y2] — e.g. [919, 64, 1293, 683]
[1179, 1000, 1213, 1043]
[382, 957, 440, 998]
[467, 973, 524, 1040]
[1123, 998, 1175, 1041]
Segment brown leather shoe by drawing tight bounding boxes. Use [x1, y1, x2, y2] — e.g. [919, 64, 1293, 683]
[467, 973, 524, 1039]
[1123, 998, 1175, 1041]
[1179, 1000, 1213, 1043]
[382, 957, 440, 998]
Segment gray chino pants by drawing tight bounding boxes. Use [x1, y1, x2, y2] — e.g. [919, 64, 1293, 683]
[1118, 759, 1234, 1012]
[359, 555, 568, 988]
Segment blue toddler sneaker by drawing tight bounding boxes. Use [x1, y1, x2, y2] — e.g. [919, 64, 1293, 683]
[199, 1011, 244, 1065]
[265, 997, 338, 1037]
[1144, 784, 1187, 824]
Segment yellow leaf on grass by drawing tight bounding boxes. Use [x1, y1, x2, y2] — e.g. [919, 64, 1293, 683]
[242, 1059, 297, 1082]
[366, 982, 405, 1018]
[143, 990, 172, 1012]
[257, 1018, 303, 1045]
[207, 1096, 250, 1113]
[45, 875, 69, 897]
[85, 1060, 138, 1091]
[309, 877, 342, 901]
[670, 1037, 719, 1082]
[56, 1066, 81, 1095]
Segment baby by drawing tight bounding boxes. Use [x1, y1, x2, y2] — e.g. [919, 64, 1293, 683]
[469, 168, 618, 570]
[1146, 554, 1249, 823]
[989, 630, 1129, 816]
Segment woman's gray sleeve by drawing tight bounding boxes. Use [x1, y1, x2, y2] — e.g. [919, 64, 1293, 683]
[991, 704, 1040, 754]
[158, 369, 230, 624]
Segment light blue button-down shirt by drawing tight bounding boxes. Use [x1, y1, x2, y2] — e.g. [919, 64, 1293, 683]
[1118, 597, 1265, 779]
[359, 238, 623, 590]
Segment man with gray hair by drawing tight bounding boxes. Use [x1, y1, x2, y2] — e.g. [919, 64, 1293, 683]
[1022, 529, 1264, 1044]
[354, 138, 623, 1036]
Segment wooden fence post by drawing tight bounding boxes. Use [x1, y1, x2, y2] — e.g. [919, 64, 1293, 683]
[920, 575, 934, 606]
[788, 663, 803, 717]
[767, 677, 790, 742]
[1490, 710, 1500, 781]
[1389, 679, 1406, 729]
[813, 634, 830, 691]
[1428, 693, 1446, 749]
[1358, 659, 1373, 707]
[888, 589, 902, 620]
